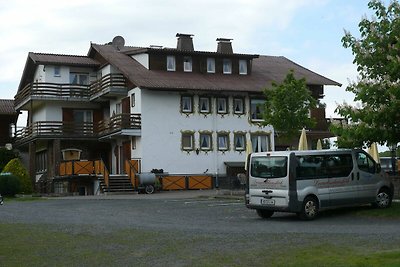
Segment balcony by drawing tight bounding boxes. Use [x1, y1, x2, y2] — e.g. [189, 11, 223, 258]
[89, 73, 127, 101]
[15, 74, 128, 110]
[14, 113, 141, 146]
[98, 113, 141, 139]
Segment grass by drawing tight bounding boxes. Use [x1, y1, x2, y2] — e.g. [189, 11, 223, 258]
[0, 224, 399, 267]
[321, 202, 400, 219]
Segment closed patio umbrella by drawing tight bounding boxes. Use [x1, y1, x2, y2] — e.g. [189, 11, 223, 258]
[298, 128, 308, 150]
[316, 139, 323, 150]
[244, 139, 253, 170]
[368, 142, 380, 163]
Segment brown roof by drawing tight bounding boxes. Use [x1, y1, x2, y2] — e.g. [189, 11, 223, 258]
[29, 52, 100, 67]
[90, 44, 340, 92]
[0, 99, 17, 115]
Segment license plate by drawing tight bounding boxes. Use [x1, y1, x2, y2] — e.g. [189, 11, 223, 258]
[261, 199, 275, 205]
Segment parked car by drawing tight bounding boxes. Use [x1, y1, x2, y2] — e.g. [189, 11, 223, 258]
[380, 157, 399, 175]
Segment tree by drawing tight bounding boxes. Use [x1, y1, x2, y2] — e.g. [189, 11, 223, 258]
[331, 0, 400, 151]
[262, 70, 317, 143]
[2, 158, 32, 194]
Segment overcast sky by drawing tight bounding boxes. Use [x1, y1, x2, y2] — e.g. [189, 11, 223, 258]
[0, 0, 378, 118]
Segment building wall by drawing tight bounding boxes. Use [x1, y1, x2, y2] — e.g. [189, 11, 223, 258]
[139, 89, 274, 176]
[132, 54, 149, 69]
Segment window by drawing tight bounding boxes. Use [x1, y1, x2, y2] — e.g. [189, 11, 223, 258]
[239, 60, 247, 75]
[217, 133, 229, 151]
[233, 98, 245, 114]
[251, 134, 270, 152]
[167, 56, 176, 71]
[181, 96, 193, 113]
[116, 103, 121, 114]
[54, 66, 61, 77]
[35, 151, 47, 173]
[234, 133, 246, 151]
[250, 99, 265, 121]
[131, 136, 137, 150]
[296, 154, 353, 179]
[207, 58, 215, 73]
[131, 94, 135, 107]
[223, 59, 232, 74]
[74, 110, 93, 134]
[356, 152, 376, 174]
[251, 156, 288, 179]
[183, 56, 192, 72]
[216, 97, 228, 114]
[182, 132, 194, 150]
[199, 97, 210, 113]
[70, 73, 89, 85]
[199, 133, 212, 151]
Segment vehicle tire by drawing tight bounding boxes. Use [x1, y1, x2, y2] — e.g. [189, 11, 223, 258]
[372, 188, 392, 209]
[145, 184, 155, 194]
[256, 209, 274, 219]
[298, 196, 319, 220]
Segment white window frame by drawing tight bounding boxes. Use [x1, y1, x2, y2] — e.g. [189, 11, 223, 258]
[54, 66, 61, 77]
[167, 55, 176, 71]
[216, 97, 228, 114]
[199, 97, 211, 113]
[183, 56, 192, 72]
[182, 132, 194, 150]
[251, 134, 270, 152]
[70, 73, 89, 85]
[199, 133, 212, 151]
[250, 99, 265, 121]
[239, 59, 247, 75]
[234, 133, 246, 151]
[233, 98, 245, 114]
[223, 59, 232, 74]
[181, 95, 193, 113]
[207, 58, 215, 73]
[217, 133, 229, 151]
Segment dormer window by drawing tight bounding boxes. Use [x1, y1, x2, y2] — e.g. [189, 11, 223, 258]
[223, 59, 232, 74]
[239, 60, 247, 75]
[167, 55, 176, 71]
[183, 56, 192, 72]
[207, 58, 215, 73]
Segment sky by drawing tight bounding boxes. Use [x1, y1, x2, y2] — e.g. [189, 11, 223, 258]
[0, 0, 385, 146]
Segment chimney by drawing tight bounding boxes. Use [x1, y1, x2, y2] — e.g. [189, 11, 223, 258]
[176, 33, 194, 51]
[217, 38, 233, 54]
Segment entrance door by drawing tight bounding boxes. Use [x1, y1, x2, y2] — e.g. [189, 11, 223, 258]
[121, 141, 131, 174]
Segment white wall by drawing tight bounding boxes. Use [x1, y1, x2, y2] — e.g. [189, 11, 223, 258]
[139, 89, 274, 176]
[131, 54, 149, 69]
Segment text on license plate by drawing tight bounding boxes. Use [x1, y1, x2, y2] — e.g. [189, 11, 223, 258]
[261, 199, 275, 205]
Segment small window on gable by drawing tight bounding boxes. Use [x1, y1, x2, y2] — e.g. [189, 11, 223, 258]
[181, 96, 193, 113]
[233, 98, 245, 115]
[167, 56, 176, 71]
[217, 133, 229, 151]
[223, 59, 232, 74]
[217, 97, 228, 114]
[199, 97, 210, 114]
[184, 56, 192, 72]
[199, 132, 212, 151]
[54, 66, 61, 77]
[239, 60, 247, 75]
[234, 133, 246, 151]
[207, 58, 215, 73]
[182, 132, 194, 151]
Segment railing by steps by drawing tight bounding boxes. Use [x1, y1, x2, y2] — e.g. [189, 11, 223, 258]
[59, 159, 110, 187]
[125, 159, 141, 190]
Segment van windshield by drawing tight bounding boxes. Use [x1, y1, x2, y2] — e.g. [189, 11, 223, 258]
[251, 156, 288, 178]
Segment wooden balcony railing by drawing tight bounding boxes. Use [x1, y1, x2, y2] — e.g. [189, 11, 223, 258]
[89, 73, 126, 97]
[15, 74, 127, 108]
[98, 113, 141, 135]
[15, 82, 89, 107]
[59, 159, 110, 186]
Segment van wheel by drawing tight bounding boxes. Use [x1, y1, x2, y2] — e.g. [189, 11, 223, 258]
[299, 196, 319, 220]
[373, 189, 392, 209]
[145, 185, 155, 194]
[256, 209, 274, 219]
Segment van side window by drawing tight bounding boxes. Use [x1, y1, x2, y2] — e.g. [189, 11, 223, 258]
[296, 154, 353, 179]
[356, 152, 376, 174]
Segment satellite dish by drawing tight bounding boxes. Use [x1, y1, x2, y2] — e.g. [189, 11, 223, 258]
[112, 36, 125, 50]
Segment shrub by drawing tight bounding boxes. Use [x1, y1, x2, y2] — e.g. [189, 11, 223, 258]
[2, 158, 32, 194]
[0, 148, 18, 173]
[0, 174, 21, 196]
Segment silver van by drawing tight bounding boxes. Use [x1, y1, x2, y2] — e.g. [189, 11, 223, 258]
[245, 149, 394, 220]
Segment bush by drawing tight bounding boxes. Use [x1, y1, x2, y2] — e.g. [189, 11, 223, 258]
[0, 174, 21, 196]
[0, 148, 18, 173]
[2, 158, 32, 194]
